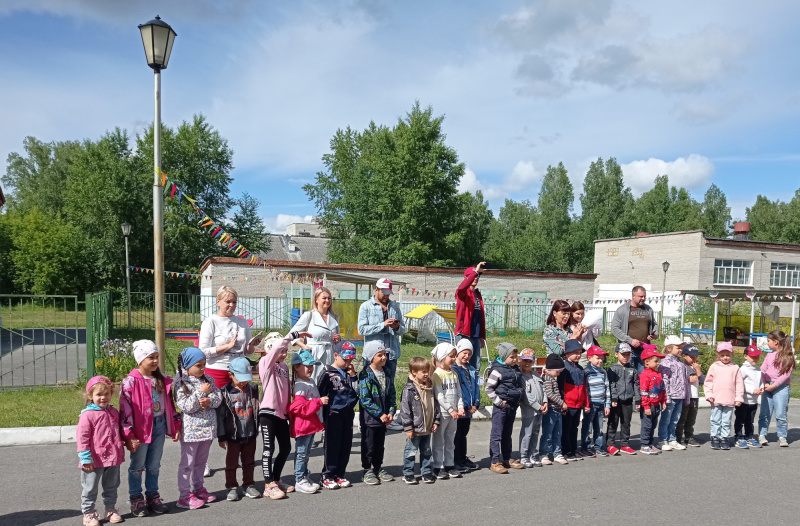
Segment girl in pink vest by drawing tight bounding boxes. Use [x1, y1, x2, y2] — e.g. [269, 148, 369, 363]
[77, 376, 125, 526]
[119, 340, 181, 518]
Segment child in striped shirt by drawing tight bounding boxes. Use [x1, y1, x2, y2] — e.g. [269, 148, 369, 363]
[580, 346, 611, 457]
[538, 354, 568, 465]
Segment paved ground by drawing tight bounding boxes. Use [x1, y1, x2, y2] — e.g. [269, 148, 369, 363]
[2, 406, 799, 526]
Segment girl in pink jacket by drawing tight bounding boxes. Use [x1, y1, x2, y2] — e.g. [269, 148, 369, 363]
[705, 342, 744, 451]
[77, 376, 125, 526]
[288, 349, 329, 494]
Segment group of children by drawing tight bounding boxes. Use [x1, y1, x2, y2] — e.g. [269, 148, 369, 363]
[76, 329, 795, 525]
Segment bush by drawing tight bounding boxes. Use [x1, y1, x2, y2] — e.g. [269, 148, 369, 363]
[94, 338, 137, 382]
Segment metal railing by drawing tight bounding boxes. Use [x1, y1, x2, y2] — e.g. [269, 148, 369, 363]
[86, 291, 112, 379]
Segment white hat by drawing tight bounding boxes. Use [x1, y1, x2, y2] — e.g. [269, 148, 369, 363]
[664, 335, 683, 347]
[375, 278, 393, 294]
[133, 340, 159, 364]
[431, 342, 456, 361]
[456, 339, 474, 353]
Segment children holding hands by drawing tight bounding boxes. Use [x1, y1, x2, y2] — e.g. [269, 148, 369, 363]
[400, 356, 440, 484]
[705, 341, 744, 450]
[431, 342, 465, 479]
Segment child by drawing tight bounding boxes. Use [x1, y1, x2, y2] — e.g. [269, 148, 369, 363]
[289, 349, 329, 494]
[77, 376, 125, 526]
[705, 341, 744, 450]
[580, 345, 610, 457]
[539, 354, 568, 465]
[452, 339, 481, 473]
[734, 346, 765, 449]
[518, 348, 547, 468]
[675, 344, 704, 447]
[486, 342, 524, 473]
[758, 329, 795, 447]
[656, 335, 691, 451]
[173, 347, 222, 509]
[399, 356, 440, 484]
[606, 342, 640, 455]
[358, 340, 397, 485]
[217, 357, 261, 501]
[259, 330, 312, 500]
[317, 341, 359, 489]
[638, 345, 666, 455]
[120, 340, 181, 517]
[559, 339, 589, 461]
[431, 342, 465, 479]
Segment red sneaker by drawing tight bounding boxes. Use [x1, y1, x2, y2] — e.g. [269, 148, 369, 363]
[620, 446, 636, 455]
[606, 446, 620, 456]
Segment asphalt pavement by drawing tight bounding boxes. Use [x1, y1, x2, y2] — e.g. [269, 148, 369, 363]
[2, 406, 798, 526]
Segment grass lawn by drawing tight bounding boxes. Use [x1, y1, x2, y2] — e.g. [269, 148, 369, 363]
[2, 329, 798, 428]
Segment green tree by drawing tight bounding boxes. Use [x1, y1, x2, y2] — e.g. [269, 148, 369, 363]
[746, 195, 787, 242]
[700, 183, 731, 237]
[485, 199, 538, 270]
[304, 102, 487, 267]
[537, 162, 574, 272]
[228, 192, 271, 255]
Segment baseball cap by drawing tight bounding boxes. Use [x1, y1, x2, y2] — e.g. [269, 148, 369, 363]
[456, 339, 474, 353]
[338, 341, 356, 359]
[746, 345, 763, 357]
[681, 343, 700, 356]
[641, 344, 664, 361]
[587, 345, 609, 357]
[664, 335, 683, 347]
[86, 375, 112, 393]
[228, 357, 253, 382]
[564, 339, 583, 354]
[290, 349, 321, 366]
[615, 342, 632, 354]
[375, 278, 393, 294]
[519, 348, 535, 361]
[716, 341, 733, 353]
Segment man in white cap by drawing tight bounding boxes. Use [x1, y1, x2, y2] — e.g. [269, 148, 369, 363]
[358, 278, 406, 430]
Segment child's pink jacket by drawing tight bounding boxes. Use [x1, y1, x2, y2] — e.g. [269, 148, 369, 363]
[704, 361, 744, 407]
[288, 395, 325, 438]
[119, 369, 181, 443]
[76, 405, 125, 467]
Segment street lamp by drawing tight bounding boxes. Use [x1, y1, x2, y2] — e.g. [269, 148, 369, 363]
[138, 15, 177, 371]
[659, 261, 670, 338]
[122, 222, 132, 329]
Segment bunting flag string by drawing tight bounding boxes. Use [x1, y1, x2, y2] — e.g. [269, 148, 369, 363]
[129, 266, 323, 285]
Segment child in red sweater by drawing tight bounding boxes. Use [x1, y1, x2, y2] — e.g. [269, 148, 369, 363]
[638, 345, 666, 455]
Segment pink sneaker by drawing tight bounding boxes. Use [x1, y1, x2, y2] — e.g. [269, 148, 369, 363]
[194, 488, 216, 503]
[276, 480, 295, 493]
[176, 493, 205, 510]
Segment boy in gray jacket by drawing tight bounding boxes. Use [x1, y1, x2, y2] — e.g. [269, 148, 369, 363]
[518, 348, 547, 467]
[399, 357, 440, 484]
[605, 343, 640, 455]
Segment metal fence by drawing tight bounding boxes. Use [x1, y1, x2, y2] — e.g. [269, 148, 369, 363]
[86, 291, 112, 379]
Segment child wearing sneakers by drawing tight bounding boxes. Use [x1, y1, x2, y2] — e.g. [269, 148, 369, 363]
[77, 376, 125, 526]
[539, 354, 568, 465]
[289, 349, 329, 494]
[317, 341, 359, 489]
[580, 345, 610, 457]
[399, 356, 440, 484]
[431, 342, 465, 479]
[217, 357, 261, 502]
[606, 343, 640, 455]
[638, 345, 666, 455]
[559, 339, 589, 461]
[657, 335, 690, 452]
[452, 339, 481, 473]
[358, 340, 396, 485]
[734, 346, 765, 449]
[518, 348, 547, 468]
[675, 344, 705, 447]
[486, 342, 524, 473]
[705, 341, 744, 450]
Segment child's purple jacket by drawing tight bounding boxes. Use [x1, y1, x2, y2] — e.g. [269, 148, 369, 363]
[657, 353, 690, 405]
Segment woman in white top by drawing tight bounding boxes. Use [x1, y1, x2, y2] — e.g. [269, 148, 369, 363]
[199, 285, 263, 389]
[289, 286, 341, 384]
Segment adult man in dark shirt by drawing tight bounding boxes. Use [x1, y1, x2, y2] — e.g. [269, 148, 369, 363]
[610, 286, 658, 373]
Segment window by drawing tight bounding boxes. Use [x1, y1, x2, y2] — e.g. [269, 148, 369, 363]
[770, 262, 800, 288]
[713, 259, 752, 286]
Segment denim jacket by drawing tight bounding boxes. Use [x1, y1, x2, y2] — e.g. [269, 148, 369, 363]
[357, 298, 405, 360]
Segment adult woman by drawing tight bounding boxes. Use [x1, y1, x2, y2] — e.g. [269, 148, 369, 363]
[455, 262, 486, 370]
[289, 286, 341, 384]
[543, 300, 584, 356]
[198, 286, 263, 389]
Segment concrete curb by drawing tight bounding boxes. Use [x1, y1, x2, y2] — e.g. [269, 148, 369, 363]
[2, 398, 797, 447]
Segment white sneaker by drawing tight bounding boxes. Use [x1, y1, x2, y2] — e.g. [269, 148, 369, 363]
[778, 437, 789, 447]
[659, 441, 672, 451]
[203, 463, 212, 477]
[669, 440, 686, 450]
[759, 435, 769, 445]
[296, 479, 319, 494]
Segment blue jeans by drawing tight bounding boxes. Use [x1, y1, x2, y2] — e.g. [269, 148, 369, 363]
[759, 384, 790, 439]
[581, 403, 605, 451]
[489, 404, 516, 464]
[631, 346, 644, 374]
[539, 409, 563, 457]
[294, 433, 314, 483]
[403, 434, 432, 476]
[710, 405, 733, 438]
[128, 415, 166, 497]
[658, 400, 684, 442]
[455, 334, 482, 372]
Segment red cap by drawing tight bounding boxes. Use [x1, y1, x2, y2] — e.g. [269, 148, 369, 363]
[746, 345, 763, 357]
[587, 345, 608, 357]
[641, 345, 664, 361]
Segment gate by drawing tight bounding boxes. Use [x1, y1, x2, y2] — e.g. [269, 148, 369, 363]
[0, 295, 84, 387]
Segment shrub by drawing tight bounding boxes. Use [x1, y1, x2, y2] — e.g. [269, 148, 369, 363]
[94, 339, 137, 382]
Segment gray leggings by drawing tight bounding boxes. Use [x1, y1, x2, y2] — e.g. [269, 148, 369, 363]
[80, 465, 121, 514]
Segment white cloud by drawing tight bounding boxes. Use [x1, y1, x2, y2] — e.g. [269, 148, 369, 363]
[621, 154, 715, 194]
[263, 214, 314, 235]
[458, 162, 542, 201]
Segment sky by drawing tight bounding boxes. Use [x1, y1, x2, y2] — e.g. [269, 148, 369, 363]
[1, 0, 799, 234]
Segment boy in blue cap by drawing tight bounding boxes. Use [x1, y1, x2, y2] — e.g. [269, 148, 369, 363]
[217, 357, 261, 501]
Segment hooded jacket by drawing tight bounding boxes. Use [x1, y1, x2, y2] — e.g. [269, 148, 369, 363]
[639, 368, 666, 410]
[119, 369, 181, 443]
[520, 370, 545, 416]
[399, 378, 441, 435]
[557, 359, 588, 409]
[453, 362, 481, 418]
[317, 363, 359, 419]
[608, 361, 640, 404]
[658, 353, 690, 405]
[289, 379, 325, 439]
[358, 365, 397, 427]
[217, 382, 260, 442]
[76, 404, 125, 467]
[173, 373, 223, 442]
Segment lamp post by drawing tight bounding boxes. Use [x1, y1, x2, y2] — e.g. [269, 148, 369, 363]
[122, 222, 132, 329]
[659, 261, 670, 338]
[138, 15, 177, 371]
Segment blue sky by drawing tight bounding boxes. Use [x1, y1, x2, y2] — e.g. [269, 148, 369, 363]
[1, 1, 799, 233]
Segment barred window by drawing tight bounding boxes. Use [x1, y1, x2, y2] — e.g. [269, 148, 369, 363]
[713, 259, 752, 286]
[770, 262, 800, 288]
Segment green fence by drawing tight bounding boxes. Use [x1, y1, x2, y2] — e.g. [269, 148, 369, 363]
[86, 291, 112, 378]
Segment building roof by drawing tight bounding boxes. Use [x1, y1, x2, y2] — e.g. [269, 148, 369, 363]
[593, 230, 705, 243]
[259, 234, 329, 263]
[594, 229, 800, 253]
